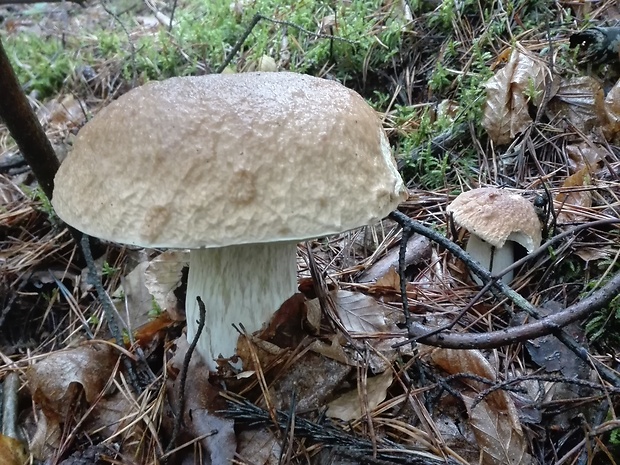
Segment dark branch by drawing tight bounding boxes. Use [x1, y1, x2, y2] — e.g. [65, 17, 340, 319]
[0, 37, 59, 200]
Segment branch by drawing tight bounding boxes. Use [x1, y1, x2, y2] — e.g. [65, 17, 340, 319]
[0, 37, 59, 200]
[406, 271, 620, 349]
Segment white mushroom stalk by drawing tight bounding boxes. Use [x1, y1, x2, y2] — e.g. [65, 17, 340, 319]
[186, 242, 297, 371]
[465, 235, 515, 284]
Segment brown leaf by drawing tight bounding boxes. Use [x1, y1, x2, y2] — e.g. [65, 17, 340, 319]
[258, 293, 307, 348]
[604, 78, 620, 140]
[546, 76, 606, 133]
[483, 49, 549, 144]
[133, 312, 177, 351]
[28, 344, 118, 422]
[373, 267, 401, 291]
[431, 348, 521, 433]
[37, 95, 86, 130]
[326, 370, 393, 421]
[269, 351, 352, 411]
[462, 393, 532, 465]
[555, 167, 592, 223]
[308, 334, 352, 365]
[237, 429, 281, 465]
[331, 290, 387, 334]
[0, 435, 28, 465]
[565, 143, 606, 173]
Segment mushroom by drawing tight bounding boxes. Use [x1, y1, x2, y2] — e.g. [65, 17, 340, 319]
[52, 72, 407, 371]
[447, 187, 542, 284]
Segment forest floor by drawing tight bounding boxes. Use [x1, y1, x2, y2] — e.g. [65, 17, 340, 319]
[1, 0, 620, 464]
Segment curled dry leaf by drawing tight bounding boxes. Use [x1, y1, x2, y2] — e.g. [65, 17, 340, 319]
[604, 77, 620, 141]
[308, 334, 351, 365]
[565, 142, 606, 173]
[28, 344, 118, 422]
[116, 260, 154, 330]
[144, 250, 189, 317]
[483, 49, 549, 145]
[546, 76, 606, 134]
[555, 167, 592, 223]
[269, 352, 352, 411]
[326, 369, 393, 421]
[462, 393, 532, 465]
[430, 348, 521, 433]
[37, 94, 87, 131]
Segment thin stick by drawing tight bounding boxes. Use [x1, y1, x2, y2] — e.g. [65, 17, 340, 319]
[81, 235, 143, 392]
[165, 296, 207, 455]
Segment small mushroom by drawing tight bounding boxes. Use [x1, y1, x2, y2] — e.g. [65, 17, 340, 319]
[447, 187, 542, 284]
[52, 72, 407, 371]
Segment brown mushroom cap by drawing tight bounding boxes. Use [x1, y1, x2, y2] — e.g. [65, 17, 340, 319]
[447, 187, 542, 252]
[52, 72, 407, 248]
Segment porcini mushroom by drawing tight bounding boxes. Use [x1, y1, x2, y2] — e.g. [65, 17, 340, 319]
[52, 72, 407, 371]
[447, 187, 542, 284]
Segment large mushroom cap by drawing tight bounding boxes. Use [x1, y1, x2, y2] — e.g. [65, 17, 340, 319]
[52, 72, 407, 248]
[447, 187, 542, 252]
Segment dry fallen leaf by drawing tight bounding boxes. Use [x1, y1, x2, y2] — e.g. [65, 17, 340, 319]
[166, 338, 237, 464]
[358, 233, 431, 283]
[483, 49, 549, 144]
[331, 290, 388, 334]
[326, 369, 393, 421]
[144, 250, 189, 317]
[0, 435, 28, 465]
[604, 77, 620, 140]
[555, 167, 592, 223]
[28, 344, 118, 422]
[462, 393, 532, 465]
[115, 260, 154, 330]
[269, 351, 352, 411]
[237, 428, 281, 465]
[565, 142, 606, 173]
[546, 76, 606, 134]
[431, 348, 521, 433]
[37, 94, 86, 130]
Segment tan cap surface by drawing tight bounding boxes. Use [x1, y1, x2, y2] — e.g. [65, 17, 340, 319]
[52, 72, 407, 248]
[447, 187, 542, 251]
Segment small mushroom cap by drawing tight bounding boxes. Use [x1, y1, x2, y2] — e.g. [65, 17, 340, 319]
[447, 187, 542, 252]
[52, 72, 407, 248]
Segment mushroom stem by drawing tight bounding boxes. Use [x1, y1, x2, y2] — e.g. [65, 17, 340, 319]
[186, 242, 298, 371]
[465, 235, 514, 284]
